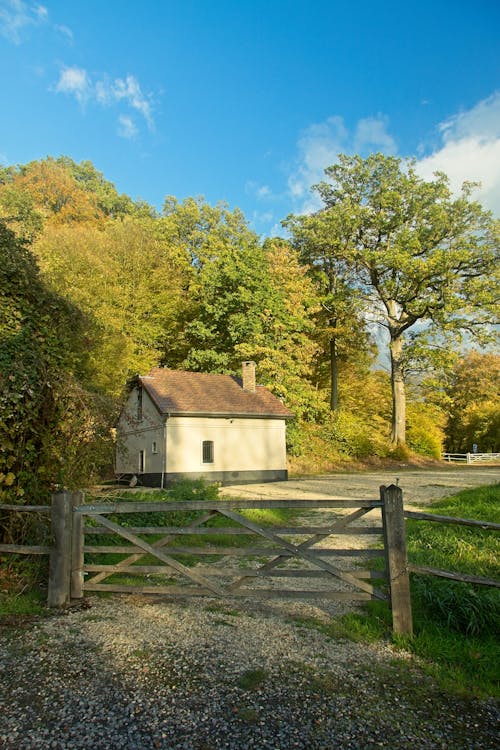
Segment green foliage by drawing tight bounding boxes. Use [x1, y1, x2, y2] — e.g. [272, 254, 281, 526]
[412, 577, 498, 637]
[319, 410, 389, 459]
[442, 351, 500, 453]
[406, 401, 445, 458]
[167, 477, 220, 503]
[0, 222, 114, 541]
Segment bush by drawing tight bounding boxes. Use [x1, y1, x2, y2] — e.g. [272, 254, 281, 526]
[167, 478, 220, 502]
[319, 411, 389, 459]
[406, 402, 445, 458]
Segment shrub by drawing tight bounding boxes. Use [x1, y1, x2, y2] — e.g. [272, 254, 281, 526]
[406, 402, 445, 458]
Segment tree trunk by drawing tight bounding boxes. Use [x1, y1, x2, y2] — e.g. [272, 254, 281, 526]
[389, 333, 406, 445]
[330, 336, 338, 411]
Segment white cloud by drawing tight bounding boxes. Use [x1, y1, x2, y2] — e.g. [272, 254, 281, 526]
[117, 114, 138, 139]
[416, 92, 500, 215]
[97, 75, 154, 129]
[245, 180, 275, 200]
[0, 0, 48, 43]
[55, 23, 73, 42]
[54, 66, 155, 131]
[55, 65, 90, 105]
[288, 114, 397, 213]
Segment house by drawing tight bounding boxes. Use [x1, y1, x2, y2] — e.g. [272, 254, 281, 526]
[115, 361, 294, 486]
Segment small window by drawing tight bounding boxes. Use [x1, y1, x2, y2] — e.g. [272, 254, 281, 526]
[202, 440, 214, 464]
[152, 441, 158, 454]
[139, 450, 145, 473]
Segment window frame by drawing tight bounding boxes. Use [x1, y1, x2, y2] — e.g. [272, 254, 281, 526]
[202, 440, 214, 464]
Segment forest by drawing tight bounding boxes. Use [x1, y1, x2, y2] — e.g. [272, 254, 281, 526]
[0, 154, 499, 507]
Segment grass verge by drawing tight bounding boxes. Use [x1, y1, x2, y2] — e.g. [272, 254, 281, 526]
[295, 483, 499, 699]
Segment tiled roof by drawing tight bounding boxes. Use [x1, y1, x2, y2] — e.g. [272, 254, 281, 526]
[140, 368, 293, 418]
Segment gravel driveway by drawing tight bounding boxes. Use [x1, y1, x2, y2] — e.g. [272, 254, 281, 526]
[221, 466, 500, 507]
[1, 467, 498, 749]
[1, 596, 498, 750]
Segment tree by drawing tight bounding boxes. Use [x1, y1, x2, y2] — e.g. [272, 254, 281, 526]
[443, 351, 500, 453]
[33, 216, 191, 396]
[160, 197, 272, 373]
[285, 210, 373, 412]
[287, 154, 499, 446]
[237, 239, 321, 419]
[0, 222, 113, 524]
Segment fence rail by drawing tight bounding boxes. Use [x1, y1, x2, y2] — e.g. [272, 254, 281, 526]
[403, 508, 499, 588]
[0, 503, 52, 555]
[442, 452, 500, 464]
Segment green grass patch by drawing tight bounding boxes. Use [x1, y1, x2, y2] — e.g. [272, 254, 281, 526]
[0, 587, 47, 617]
[237, 668, 268, 691]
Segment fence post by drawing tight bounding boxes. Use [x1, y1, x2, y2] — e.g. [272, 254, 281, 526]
[380, 484, 413, 636]
[47, 491, 73, 607]
[71, 491, 84, 599]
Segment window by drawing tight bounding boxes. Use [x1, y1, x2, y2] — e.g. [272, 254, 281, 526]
[139, 450, 145, 473]
[202, 440, 214, 464]
[152, 441, 158, 454]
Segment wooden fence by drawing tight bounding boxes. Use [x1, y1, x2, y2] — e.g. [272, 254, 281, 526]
[442, 452, 500, 464]
[2, 484, 498, 636]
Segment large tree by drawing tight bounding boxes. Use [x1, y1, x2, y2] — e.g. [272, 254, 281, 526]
[287, 154, 499, 446]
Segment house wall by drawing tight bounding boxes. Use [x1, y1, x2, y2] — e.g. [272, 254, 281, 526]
[115, 386, 165, 477]
[165, 416, 287, 483]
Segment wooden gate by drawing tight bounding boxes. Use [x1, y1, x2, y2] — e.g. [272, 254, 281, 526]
[48, 485, 412, 633]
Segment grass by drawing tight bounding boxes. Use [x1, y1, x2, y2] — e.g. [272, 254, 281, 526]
[295, 483, 500, 698]
[0, 557, 48, 617]
[237, 668, 268, 691]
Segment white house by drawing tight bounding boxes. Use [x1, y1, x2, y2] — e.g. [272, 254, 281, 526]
[115, 362, 293, 486]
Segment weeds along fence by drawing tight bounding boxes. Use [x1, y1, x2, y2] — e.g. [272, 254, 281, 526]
[1, 485, 499, 636]
[403, 509, 500, 587]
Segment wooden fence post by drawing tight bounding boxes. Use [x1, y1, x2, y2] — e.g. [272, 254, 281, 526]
[47, 491, 73, 607]
[71, 491, 84, 599]
[380, 484, 413, 636]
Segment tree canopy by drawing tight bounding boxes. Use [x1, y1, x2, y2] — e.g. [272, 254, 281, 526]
[287, 153, 499, 445]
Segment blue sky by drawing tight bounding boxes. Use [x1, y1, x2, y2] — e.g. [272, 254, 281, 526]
[1, 0, 499, 235]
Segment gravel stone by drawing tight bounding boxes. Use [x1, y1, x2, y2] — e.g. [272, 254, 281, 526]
[0, 595, 498, 749]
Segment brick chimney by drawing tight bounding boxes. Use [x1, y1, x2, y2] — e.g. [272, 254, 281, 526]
[241, 361, 256, 392]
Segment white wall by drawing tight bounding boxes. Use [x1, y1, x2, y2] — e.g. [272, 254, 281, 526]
[166, 416, 287, 474]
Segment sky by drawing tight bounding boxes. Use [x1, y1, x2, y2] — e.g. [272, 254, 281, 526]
[0, 0, 499, 236]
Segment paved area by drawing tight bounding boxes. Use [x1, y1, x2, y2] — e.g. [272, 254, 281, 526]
[221, 466, 500, 507]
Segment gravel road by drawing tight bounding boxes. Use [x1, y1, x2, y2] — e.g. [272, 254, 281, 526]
[1, 467, 498, 749]
[221, 466, 500, 506]
[0, 596, 498, 750]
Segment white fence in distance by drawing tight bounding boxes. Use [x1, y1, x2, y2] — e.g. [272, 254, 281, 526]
[442, 452, 500, 464]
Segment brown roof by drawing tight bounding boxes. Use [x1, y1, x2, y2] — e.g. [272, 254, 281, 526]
[140, 368, 293, 419]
